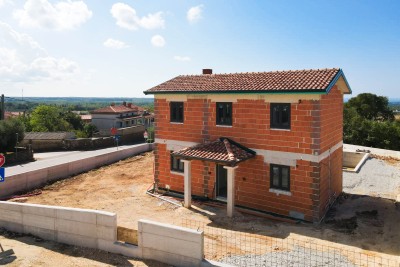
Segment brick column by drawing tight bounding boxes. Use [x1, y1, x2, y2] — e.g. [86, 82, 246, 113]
[224, 166, 238, 217]
[182, 160, 192, 208]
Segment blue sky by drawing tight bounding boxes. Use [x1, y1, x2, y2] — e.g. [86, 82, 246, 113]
[0, 1, 399, 98]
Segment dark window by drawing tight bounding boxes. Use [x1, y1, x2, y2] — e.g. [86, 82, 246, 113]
[171, 154, 184, 173]
[270, 164, 290, 191]
[170, 102, 184, 123]
[270, 103, 291, 129]
[216, 102, 232, 126]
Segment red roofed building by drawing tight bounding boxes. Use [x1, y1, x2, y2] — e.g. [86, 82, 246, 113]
[91, 102, 153, 134]
[144, 68, 352, 222]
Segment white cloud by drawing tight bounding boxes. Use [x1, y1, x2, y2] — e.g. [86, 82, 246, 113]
[13, 0, 92, 31]
[103, 38, 129, 49]
[110, 3, 164, 30]
[0, 21, 79, 82]
[151, 35, 165, 47]
[174, 56, 190, 62]
[187, 5, 203, 23]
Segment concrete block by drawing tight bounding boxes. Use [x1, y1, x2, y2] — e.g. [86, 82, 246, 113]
[96, 212, 117, 227]
[142, 232, 203, 260]
[0, 201, 23, 212]
[56, 208, 97, 224]
[139, 219, 203, 243]
[26, 169, 50, 189]
[97, 225, 117, 241]
[23, 225, 56, 241]
[97, 239, 141, 258]
[22, 203, 56, 217]
[23, 214, 55, 230]
[47, 164, 69, 181]
[56, 219, 96, 237]
[142, 247, 202, 267]
[0, 209, 23, 223]
[0, 220, 23, 233]
[57, 231, 97, 249]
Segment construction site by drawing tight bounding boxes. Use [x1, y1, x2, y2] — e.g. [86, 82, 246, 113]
[1, 149, 399, 266]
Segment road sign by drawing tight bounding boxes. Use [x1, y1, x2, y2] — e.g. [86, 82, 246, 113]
[114, 135, 121, 141]
[111, 127, 118, 135]
[0, 168, 4, 182]
[0, 154, 5, 168]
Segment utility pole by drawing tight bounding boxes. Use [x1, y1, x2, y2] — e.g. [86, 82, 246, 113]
[0, 94, 4, 120]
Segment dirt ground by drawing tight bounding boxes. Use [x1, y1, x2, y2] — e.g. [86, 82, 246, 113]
[0, 229, 167, 267]
[3, 152, 400, 265]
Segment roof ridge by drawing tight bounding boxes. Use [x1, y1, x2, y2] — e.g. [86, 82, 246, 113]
[178, 68, 340, 77]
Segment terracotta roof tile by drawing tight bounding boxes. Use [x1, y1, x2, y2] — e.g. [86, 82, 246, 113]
[91, 104, 140, 114]
[144, 68, 340, 94]
[172, 138, 256, 166]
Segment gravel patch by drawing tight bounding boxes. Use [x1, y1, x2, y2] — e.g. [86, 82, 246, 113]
[221, 245, 356, 267]
[343, 157, 400, 199]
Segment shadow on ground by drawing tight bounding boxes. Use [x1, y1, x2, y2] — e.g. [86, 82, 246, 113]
[187, 193, 400, 257]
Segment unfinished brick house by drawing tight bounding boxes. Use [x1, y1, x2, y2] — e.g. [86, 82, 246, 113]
[144, 68, 351, 222]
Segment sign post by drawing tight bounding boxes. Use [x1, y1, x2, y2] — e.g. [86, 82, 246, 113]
[0, 168, 4, 182]
[0, 154, 5, 168]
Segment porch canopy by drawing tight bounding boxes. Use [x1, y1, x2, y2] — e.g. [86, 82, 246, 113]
[172, 137, 256, 217]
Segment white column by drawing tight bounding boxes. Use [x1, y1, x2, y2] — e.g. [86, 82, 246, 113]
[224, 166, 238, 217]
[182, 160, 192, 208]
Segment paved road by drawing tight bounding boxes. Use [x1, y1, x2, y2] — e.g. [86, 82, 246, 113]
[6, 143, 148, 176]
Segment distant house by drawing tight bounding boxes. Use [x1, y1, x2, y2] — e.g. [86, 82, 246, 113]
[80, 114, 92, 123]
[91, 102, 153, 134]
[4, 111, 23, 120]
[144, 68, 352, 222]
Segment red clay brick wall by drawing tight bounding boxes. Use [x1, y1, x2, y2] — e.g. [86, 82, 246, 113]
[320, 85, 344, 153]
[154, 89, 344, 222]
[235, 156, 318, 221]
[155, 97, 323, 154]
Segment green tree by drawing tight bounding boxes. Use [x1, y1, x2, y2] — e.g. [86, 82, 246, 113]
[29, 105, 71, 132]
[344, 93, 400, 150]
[62, 111, 84, 131]
[0, 118, 25, 152]
[345, 93, 394, 121]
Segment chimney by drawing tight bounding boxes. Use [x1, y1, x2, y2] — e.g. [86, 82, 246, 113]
[122, 101, 127, 106]
[111, 102, 115, 106]
[202, 69, 212, 75]
[127, 103, 132, 108]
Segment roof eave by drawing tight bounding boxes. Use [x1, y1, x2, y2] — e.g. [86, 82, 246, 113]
[326, 69, 352, 95]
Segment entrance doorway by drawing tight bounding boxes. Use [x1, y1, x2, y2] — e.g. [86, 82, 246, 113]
[216, 165, 227, 199]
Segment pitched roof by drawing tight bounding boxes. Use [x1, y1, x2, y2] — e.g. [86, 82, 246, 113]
[172, 138, 256, 166]
[144, 68, 351, 94]
[24, 132, 76, 140]
[91, 104, 139, 114]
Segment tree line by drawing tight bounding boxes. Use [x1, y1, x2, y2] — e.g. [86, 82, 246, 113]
[344, 93, 400, 150]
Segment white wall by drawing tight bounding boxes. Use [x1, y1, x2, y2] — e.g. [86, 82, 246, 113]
[0, 202, 117, 250]
[139, 219, 204, 267]
[1, 143, 154, 199]
[0, 202, 221, 267]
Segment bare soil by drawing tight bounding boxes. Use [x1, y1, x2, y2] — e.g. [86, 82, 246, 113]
[4, 152, 400, 265]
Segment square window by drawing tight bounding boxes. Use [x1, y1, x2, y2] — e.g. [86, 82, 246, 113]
[171, 153, 184, 173]
[270, 103, 291, 129]
[216, 102, 232, 126]
[170, 102, 184, 123]
[270, 164, 290, 191]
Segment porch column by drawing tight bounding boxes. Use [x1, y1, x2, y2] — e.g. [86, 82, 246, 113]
[224, 166, 238, 217]
[182, 160, 192, 208]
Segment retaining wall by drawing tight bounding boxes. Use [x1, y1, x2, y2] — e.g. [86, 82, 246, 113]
[0, 202, 117, 250]
[139, 219, 204, 267]
[0, 202, 216, 267]
[1, 143, 154, 199]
